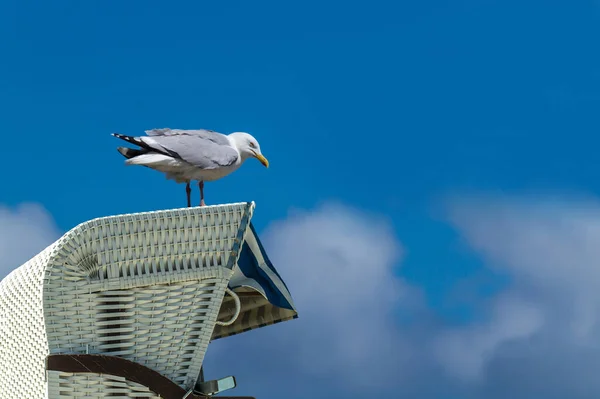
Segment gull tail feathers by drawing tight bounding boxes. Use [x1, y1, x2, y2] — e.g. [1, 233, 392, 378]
[113, 133, 156, 163]
[117, 146, 146, 159]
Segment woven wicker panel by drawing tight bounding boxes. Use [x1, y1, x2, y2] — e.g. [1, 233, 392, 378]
[93, 276, 229, 386]
[45, 203, 253, 283]
[0, 245, 55, 399]
[0, 203, 254, 399]
[47, 371, 162, 399]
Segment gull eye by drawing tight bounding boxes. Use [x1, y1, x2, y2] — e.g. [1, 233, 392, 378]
[249, 142, 256, 148]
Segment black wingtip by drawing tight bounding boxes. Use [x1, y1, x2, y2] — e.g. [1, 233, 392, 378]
[112, 133, 139, 145]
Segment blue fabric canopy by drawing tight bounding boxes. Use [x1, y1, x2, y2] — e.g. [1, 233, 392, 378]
[211, 222, 298, 340]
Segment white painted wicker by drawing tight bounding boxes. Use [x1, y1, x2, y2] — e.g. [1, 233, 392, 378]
[0, 202, 256, 399]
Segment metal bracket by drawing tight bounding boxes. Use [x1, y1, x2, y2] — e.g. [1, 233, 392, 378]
[193, 375, 237, 396]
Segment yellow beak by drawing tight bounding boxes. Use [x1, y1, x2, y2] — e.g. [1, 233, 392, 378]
[255, 153, 269, 168]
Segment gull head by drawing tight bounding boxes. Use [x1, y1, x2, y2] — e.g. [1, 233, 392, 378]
[229, 132, 269, 168]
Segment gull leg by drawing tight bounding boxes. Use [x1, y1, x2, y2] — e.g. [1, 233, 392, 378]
[186, 182, 192, 207]
[199, 181, 206, 206]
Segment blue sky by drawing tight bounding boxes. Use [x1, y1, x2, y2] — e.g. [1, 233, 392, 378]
[2, 1, 600, 398]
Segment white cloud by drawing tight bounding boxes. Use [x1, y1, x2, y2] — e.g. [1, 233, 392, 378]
[433, 293, 544, 382]
[439, 195, 600, 398]
[261, 203, 409, 377]
[0, 203, 61, 280]
[209, 196, 600, 399]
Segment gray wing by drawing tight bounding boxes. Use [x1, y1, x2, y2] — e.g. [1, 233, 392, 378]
[144, 128, 173, 136]
[144, 128, 230, 146]
[139, 130, 238, 169]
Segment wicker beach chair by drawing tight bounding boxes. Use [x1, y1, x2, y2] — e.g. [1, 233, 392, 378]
[0, 202, 297, 399]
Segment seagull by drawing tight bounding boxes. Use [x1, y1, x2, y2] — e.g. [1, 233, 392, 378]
[112, 128, 269, 207]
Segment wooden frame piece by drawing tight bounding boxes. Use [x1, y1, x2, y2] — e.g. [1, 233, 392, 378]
[46, 354, 255, 399]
